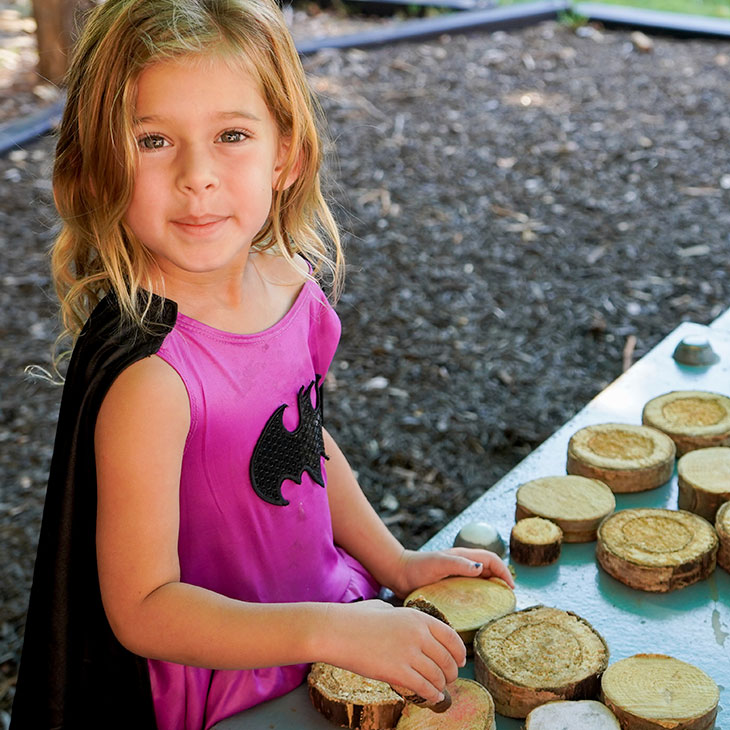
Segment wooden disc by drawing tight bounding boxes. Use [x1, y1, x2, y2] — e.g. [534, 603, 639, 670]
[642, 390, 730, 457]
[404, 577, 516, 649]
[596, 508, 718, 592]
[516, 475, 615, 542]
[601, 654, 719, 730]
[308, 662, 404, 730]
[677, 446, 730, 522]
[716, 501, 730, 573]
[395, 678, 496, 730]
[473, 605, 609, 719]
[526, 700, 620, 729]
[509, 517, 562, 565]
[567, 423, 676, 493]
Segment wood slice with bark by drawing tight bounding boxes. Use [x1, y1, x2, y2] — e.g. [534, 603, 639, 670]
[515, 475, 615, 542]
[596, 508, 718, 592]
[404, 577, 516, 650]
[601, 654, 719, 730]
[716, 501, 730, 573]
[525, 700, 620, 729]
[308, 663, 404, 729]
[395, 678, 496, 730]
[509, 517, 562, 565]
[677, 446, 730, 522]
[473, 605, 609, 719]
[567, 423, 675, 493]
[642, 390, 730, 457]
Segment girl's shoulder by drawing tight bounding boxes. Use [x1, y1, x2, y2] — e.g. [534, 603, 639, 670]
[254, 250, 310, 283]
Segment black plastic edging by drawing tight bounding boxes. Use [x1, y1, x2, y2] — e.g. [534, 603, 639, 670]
[296, 0, 568, 53]
[345, 0, 495, 11]
[575, 2, 730, 37]
[0, 99, 64, 158]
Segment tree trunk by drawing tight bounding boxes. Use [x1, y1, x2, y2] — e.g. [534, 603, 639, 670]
[32, 0, 97, 85]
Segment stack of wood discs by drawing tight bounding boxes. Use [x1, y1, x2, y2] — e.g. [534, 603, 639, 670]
[525, 700, 620, 729]
[642, 390, 730, 457]
[567, 423, 675, 492]
[404, 577, 516, 649]
[473, 605, 609, 719]
[395, 679, 496, 730]
[677, 446, 730, 521]
[716, 501, 730, 573]
[601, 654, 719, 730]
[510, 517, 562, 565]
[308, 663, 404, 730]
[596, 508, 718, 592]
[515, 475, 615, 542]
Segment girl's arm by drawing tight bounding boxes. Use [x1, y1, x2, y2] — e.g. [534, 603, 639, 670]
[322, 429, 515, 597]
[95, 356, 460, 703]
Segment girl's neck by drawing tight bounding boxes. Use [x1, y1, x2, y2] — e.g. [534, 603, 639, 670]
[155, 251, 307, 336]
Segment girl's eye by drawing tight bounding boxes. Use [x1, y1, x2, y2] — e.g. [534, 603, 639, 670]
[218, 130, 248, 144]
[137, 134, 167, 151]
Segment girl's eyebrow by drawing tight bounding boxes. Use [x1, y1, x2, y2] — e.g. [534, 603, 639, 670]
[134, 110, 263, 124]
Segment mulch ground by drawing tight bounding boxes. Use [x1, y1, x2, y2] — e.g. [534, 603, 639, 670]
[1, 3, 729, 717]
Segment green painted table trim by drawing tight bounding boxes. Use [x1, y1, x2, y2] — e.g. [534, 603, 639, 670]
[216, 321, 730, 729]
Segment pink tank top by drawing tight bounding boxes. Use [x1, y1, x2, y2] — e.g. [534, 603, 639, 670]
[148, 279, 379, 730]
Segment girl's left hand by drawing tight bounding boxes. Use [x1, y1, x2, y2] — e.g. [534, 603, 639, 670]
[390, 547, 515, 599]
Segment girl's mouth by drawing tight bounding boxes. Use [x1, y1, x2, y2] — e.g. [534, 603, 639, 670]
[172, 216, 228, 235]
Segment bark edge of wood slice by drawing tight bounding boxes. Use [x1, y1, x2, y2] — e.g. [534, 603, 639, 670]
[395, 678, 496, 730]
[525, 700, 620, 729]
[308, 662, 404, 729]
[510, 517, 563, 565]
[515, 475, 615, 542]
[596, 508, 718, 592]
[404, 577, 516, 649]
[716, 501, 730, 573]
[601, 654, 719, 730]
[642, 390, 730, 457]
[567, 423, 675, 493]
[473, 605, 609, 719]
[677, 446, 730, 522]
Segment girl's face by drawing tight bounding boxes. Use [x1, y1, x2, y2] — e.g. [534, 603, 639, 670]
[124, 54, 294, 283]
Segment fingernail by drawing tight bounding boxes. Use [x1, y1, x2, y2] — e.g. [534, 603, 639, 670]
[437, 692, 445, 702]
[473, 562, 483, 570]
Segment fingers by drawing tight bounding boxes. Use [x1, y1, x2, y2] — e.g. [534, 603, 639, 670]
[446, 548, 515, 587]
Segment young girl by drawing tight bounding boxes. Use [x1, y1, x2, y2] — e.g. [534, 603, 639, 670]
[12, 1, 513, 728]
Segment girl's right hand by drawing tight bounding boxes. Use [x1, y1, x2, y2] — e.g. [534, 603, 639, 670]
[318, 599, 465, 705]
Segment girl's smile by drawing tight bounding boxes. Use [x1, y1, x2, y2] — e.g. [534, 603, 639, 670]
[124, 54, 295, 283]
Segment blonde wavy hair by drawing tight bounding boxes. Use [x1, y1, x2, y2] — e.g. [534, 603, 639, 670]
[52, 0, 343, 342]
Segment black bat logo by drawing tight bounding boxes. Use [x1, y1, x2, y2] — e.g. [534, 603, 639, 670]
[249, 375, 327, 506]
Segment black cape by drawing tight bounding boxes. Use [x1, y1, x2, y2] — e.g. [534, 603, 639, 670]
[11, 293, 177, 729]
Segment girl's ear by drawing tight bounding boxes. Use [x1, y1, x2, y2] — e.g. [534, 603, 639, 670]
[273, 136, 302, 191]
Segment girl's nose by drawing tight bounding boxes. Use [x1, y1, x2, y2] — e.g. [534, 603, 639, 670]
[176, 145, 219, 194]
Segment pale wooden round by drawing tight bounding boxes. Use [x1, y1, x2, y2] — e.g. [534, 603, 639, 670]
[515, 475, 615, 542]
[404, 577, 516, 647]
[526, 700, 620, 729]
[474, 606, 609, 719]
[601, 654, 719, 730]
[716, 501, 730, 573]
[308, 662, 404, 730]
[596, 508, 718, 592]
[395, 679, 495, 730]
[643, 390, 730, 456]
[677, 447, 730, 521]
[567, 423, 676, 493]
